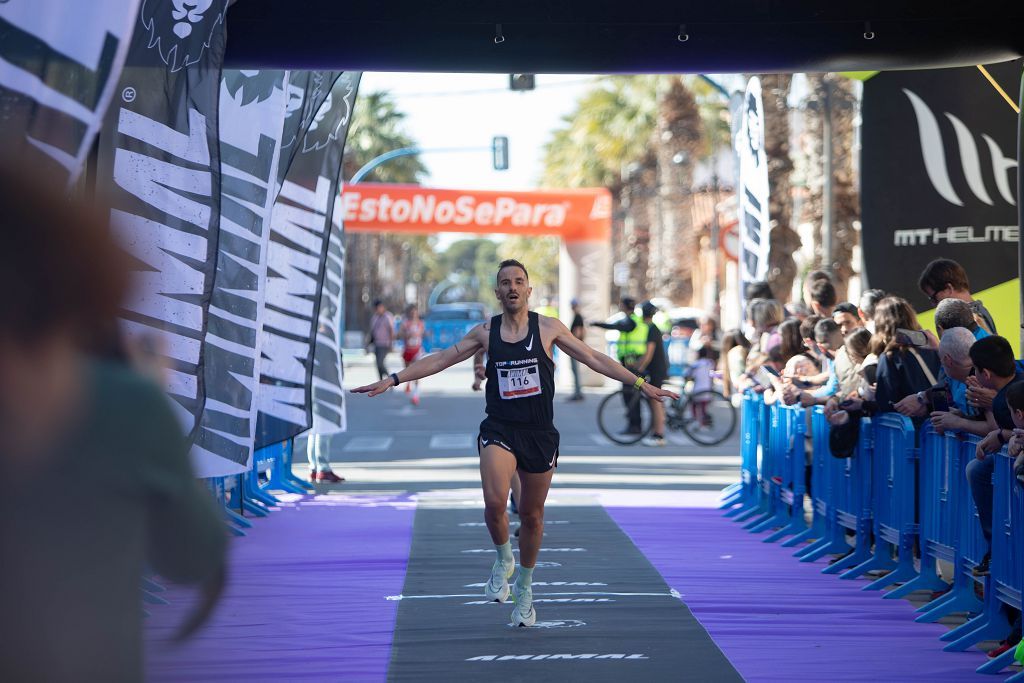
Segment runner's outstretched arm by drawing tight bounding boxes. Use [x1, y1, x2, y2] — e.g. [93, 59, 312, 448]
[547, 318, 679, 402]
[351, 325, 484, 397]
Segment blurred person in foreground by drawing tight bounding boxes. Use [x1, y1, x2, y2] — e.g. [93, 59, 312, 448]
[0, 167, 226, 682]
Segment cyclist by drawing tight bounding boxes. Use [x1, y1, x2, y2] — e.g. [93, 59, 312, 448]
[592, 297, 650, 436]
[636, 301, 669, 446]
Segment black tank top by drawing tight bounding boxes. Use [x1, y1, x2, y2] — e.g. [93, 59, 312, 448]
[485, 312, 555, 428]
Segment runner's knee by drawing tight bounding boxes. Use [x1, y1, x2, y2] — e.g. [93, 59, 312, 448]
[519, 509, 543, 532]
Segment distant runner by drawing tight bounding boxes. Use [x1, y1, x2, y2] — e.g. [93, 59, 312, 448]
[353, 259, 677, 626]
[398, 305, 425, 405]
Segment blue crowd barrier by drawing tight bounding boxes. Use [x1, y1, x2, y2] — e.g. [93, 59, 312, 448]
[723, 393, 1024, 680]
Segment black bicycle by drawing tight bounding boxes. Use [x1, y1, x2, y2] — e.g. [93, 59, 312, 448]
[596, 379, 737, 446]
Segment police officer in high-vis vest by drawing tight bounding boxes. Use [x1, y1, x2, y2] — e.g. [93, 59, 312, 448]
[592, 297, 650, 434]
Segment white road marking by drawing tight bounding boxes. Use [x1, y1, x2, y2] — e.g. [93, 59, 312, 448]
[589, 434, 613, 447]
[342, 436, 394, 452]
[461, 547, 585, 553]
[429, 433, 475, 450]
[386, 591, 681, 601]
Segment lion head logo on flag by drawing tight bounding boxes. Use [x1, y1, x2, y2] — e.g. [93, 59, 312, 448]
[140, 0, 226, 72]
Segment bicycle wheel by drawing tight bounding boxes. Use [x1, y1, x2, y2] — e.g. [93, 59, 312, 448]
[678, 390, 737, 446]
[597, 389, 652, 445]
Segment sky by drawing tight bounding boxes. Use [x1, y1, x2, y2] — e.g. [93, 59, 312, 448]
[357, 72, 596, 192]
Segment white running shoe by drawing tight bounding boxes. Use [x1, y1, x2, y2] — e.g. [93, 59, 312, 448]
[510, 582, 536, 627]
[484, 559, 515, 602]
[641, 435, 666, 447]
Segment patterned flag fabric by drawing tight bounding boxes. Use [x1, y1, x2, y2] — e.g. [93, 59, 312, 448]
[256, 72, 360, 448]
[97, 0, 230, 444]
[0, 0, 140, 184]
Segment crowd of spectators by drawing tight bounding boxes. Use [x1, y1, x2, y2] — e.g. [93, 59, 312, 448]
[722, 258, 1022, 659]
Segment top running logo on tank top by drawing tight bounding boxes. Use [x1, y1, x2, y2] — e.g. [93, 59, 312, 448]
[496, 359, 542, 400]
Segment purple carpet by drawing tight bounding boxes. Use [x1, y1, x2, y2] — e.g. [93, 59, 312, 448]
[607, 506, 992, 682]
[145, 495, 414, 682]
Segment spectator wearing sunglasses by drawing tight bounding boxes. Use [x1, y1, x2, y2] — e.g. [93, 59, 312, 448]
[918, 258, 997, 334]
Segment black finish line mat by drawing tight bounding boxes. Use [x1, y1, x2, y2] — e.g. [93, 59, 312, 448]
[386, 505, 742, 682]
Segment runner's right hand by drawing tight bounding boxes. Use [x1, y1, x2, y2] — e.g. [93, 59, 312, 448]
[351, 377, 395, 397]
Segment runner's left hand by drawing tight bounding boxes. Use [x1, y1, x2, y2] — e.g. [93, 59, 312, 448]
[641, 383, 679, 402]
[351, 377, 395, 397]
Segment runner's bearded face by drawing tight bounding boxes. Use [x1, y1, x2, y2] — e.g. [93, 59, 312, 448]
[495, 267, 531, 314]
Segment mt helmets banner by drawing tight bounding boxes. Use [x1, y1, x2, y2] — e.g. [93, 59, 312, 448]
[861, 61, 1021, 313]
[735, 76, 771, 312]
[97, 0, 230, 438]
[191, 70, 288, 478]
[0, 0, 140, 185]
[256, 72, 361, 448]
[277, 70, 342, 188]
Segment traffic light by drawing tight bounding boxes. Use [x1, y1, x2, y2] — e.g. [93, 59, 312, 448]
[509, 74, 535, 91]
[492, 136, 509, 171]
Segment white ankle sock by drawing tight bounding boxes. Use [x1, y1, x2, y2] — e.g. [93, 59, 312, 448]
[496, 541, 514, 565]
[516, 565, 534, 590]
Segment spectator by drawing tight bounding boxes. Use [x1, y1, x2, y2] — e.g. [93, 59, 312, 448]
[637, 301, 669, 447]
[686, 345, 717, 429]
[971, 354, 1024, 576]
[918, 258, 997, 334]
[802, 269, 831, 308]
[366, 300, 395, 381]
[567, 299, 585, 401]
[720, 329, 751, 397]
[968, 336, 1024, 431]
[0, 166, 226, 681]
[688, 314, 720, 363]
[785, 301, 811, 320]
[748, 298, 785, 356]
[797, 319, 844, 407]
[832, 302, 860, 335]
[839, 327, 872, 396]
[926, 327, 990, 436]
[808, 278, 838, 317]
[934, 297, 990, 340]
[780, 318, 817, 377]
[858, 288, 886, 333]
[871, 297, 941, 417]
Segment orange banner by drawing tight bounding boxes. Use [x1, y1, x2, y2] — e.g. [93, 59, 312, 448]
[340, 184, 611, 241]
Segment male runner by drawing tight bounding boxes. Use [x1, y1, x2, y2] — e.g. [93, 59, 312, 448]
[353, 260, 677, 626]
[398, 304, 425, 405]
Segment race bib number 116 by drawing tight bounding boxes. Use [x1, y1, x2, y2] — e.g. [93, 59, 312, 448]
[498, 364, 542, 400]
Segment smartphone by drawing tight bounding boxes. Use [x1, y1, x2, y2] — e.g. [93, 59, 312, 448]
[753, 366, 776, 389]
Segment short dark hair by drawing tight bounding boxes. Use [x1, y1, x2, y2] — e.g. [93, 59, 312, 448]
[833, 302, 858, 316]
[918, 258, 970, 295]
[800, 315, 823, 340]
[859, 289, 886, 319]
[373, 299, 383, 307]
[814, 318, 841, 343]
[496, 258, 529, 283]
[809, 279, 837, 308]
[1006, 381, 1024, 412]
[806, 270, 831, 284]
[934, 298, 977, 332]
[745, 280, 774, 301]
[969, 335, 1016, 378]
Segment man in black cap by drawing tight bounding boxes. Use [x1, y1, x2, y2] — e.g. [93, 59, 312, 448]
[636, 300, 669, 446]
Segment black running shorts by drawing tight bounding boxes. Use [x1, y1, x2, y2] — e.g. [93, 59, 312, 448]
[477, 417, 560, 474]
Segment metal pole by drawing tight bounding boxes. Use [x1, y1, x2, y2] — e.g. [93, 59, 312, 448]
[710, 172, 722, 319]
[822, 78, 834, 276]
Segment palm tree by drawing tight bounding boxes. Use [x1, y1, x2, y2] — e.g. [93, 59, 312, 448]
[799, 74, 858, 301]
[342, 90, 428, 332]
[760, 74, 799, 302]
[652, 77, 703, 304]
[541, 77, 659, 301]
